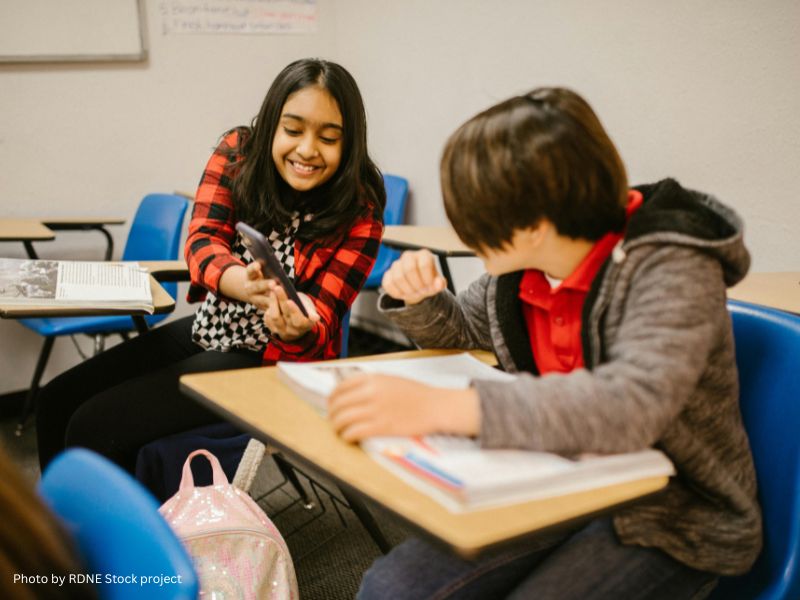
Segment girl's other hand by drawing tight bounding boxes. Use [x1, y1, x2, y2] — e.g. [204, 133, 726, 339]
[262, 280, 320, 341]
[327, 375, 480, 443]
[381, 249, 447, 305]
[242, 261, 273, 307]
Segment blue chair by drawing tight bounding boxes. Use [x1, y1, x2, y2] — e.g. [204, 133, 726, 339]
[340, 308, 351, 358]
[710, 301, 800, 600]
[16, 193, 190, 433]
[39, 448, 198, 600]
[364, 174, 409, 289]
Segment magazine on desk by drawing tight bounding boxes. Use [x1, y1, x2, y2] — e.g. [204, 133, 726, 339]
[0, 259, 153, 313]
[278, 353, 675, 512]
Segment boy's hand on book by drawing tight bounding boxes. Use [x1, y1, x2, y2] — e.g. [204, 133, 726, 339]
[262, 281, 320, 341]
[327, 374, 480, 442]
[382, 250, 447, 305]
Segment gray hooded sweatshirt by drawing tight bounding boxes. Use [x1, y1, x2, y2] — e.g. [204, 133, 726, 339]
[379, 178, 762, 576]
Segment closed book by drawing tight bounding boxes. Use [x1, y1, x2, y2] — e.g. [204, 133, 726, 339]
[362, 435, 674, 512]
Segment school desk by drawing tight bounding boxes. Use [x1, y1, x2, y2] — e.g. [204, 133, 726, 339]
[728, 272, 800, 315]
[0, 272, 176, 334]
[139, 259, 190, 282]
[0, 217, 124, 260]
[0, 218, 55, 259]
[382, 225, 474, 294]
[179, 349, 669, 559]
[41, 217, 126, 261]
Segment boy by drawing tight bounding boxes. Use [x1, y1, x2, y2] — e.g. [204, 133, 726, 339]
[329, 88, 761, 599]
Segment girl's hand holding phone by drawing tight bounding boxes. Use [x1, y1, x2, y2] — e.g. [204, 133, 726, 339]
[262, 280, 320, 341]
[381, 249, 447, 305]
[244, 262, 320, 340]
[241, 261, 274, 307]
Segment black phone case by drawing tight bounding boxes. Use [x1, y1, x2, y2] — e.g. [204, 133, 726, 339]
[235, 222, 309, 317]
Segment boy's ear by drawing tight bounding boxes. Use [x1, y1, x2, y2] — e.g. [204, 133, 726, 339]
[520, 220, 551, 248]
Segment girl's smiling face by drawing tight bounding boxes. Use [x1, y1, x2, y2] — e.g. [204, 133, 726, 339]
[272, 86, 343, 192]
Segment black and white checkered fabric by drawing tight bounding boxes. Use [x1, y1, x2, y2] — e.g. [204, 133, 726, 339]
[191, 214, 305, 352]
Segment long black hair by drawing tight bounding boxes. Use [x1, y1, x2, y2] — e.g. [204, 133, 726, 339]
[229, 58, 385, 240]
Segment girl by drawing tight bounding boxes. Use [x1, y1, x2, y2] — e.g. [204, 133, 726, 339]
[36, 58, 385, 474]
[330, 88, 760, 599]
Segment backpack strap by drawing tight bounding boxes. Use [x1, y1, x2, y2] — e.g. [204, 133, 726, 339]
[232, 438, 267, 492]
[179, 449, 229, 490]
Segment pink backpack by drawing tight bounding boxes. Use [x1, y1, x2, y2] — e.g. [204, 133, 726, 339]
[159, 449, 298, 599]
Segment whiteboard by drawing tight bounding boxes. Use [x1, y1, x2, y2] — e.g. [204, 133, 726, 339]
[0, 0, 147, 63]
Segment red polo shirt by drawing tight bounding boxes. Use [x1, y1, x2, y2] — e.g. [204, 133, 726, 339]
[519, 191, 643, 374]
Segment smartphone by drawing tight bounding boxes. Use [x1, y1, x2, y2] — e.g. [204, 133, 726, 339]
[235, 221, 308, 317]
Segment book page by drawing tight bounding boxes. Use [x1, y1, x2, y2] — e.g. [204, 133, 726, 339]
[0, 258, 58, 300]
[56, 262, 151, 302]
[0, 259, 153, 311]
[278, 353, 515, 404]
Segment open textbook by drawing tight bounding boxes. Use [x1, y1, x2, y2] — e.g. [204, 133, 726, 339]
[278, 353, 675, 512]
[277, 352, 516, 414]
[0, 259, 153, 313]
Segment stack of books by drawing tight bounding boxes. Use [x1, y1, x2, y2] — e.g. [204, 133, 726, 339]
[278, 352, 675, 512]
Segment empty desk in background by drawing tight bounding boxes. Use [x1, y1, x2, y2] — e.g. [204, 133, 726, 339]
[0, 273, 176, 332]
[180, 349, 669, 559]
[0, 217, 125, 259]
[0, 219, 55, 259]
[382, 226, 474, 294]
[41, 217, 126, 261]
[728, 272, 800, 315]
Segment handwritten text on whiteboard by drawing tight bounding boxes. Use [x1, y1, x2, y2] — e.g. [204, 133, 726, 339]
[160, 0, 318, 35]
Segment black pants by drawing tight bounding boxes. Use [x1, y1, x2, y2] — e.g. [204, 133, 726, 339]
[36, 315, 263, 473]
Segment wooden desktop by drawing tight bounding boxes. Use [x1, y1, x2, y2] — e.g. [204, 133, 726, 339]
[180, 349, 669, 559]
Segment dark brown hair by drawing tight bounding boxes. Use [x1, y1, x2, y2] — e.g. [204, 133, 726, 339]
[0, 445, 96, 599]
[229, 58, 385, 241]
[441, 87, 628, 251]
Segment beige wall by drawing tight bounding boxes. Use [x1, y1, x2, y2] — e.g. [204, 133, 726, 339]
[1, 0, 799, 392]
[335, 0, 800, 331]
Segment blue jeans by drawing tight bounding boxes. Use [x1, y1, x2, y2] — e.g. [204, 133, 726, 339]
[357, 518, 717, 600]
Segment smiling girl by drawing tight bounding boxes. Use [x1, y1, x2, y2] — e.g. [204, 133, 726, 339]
[36, 58, 385, 474]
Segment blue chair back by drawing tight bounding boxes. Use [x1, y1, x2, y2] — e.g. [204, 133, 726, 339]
[712, 301, 800, 600]
[340, 308, 351, 358]
[365, 174, 409, 289]
[39, 448, 198, 600]
[121, 193, 190, 301]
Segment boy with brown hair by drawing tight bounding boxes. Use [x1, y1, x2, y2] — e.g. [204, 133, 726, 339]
[329, 88, 762, 599]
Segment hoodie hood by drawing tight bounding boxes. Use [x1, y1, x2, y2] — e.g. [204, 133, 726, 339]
[628, 179, 750, 287]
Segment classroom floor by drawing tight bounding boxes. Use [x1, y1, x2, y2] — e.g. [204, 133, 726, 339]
[0, 326, 415, 599]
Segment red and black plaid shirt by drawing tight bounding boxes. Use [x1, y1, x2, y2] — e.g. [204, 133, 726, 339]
[185, 131, 383, 363]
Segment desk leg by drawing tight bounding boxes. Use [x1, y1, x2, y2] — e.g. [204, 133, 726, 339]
[16, 337, 55, 436]
[438, 256, 457, 295]
[272, 453, 314, 509]
[96, 227, 115, 261]
[23, 241, 39, 259]
[340, 487, 392, 554]
[132, 316, 149, 335]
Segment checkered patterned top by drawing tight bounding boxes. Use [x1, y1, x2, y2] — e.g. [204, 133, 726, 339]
[191, 214, 304, 352]
[185, 129, 384, 363]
